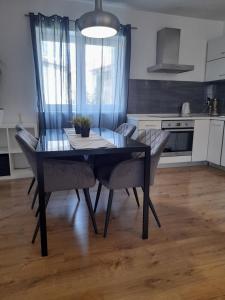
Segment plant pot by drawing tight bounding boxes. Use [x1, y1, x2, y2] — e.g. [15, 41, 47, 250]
[74, 125, 81, 134]
[81, 127, 90, 137]
[0, 109, 4, 124]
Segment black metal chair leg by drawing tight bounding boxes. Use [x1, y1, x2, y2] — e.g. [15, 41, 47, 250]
[141, 187, 161, 228]
[125, 188, 130, 196]
[104, 190, 114, 238]
[28, 177, 35, 195]
[148, 196, 161, 228]
[32, 219, 40, 244]
[31, 186, 38, 210]
[83, 189, 98, 234]
[75, 189, 80, 201]
[35, 193, 51, 217]
[94, 183, 102, 213]
[133, 187, 140, 207]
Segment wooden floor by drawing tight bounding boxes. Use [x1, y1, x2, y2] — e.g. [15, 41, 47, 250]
[1, 166, 225, 299]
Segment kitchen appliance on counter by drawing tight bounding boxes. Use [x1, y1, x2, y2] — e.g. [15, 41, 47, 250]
[207, 97, 219, 116]
[161, 119, 194, 157]
[181, 102, 191, 116]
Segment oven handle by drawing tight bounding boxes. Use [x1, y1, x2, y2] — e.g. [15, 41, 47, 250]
[162, 128, 194, 132]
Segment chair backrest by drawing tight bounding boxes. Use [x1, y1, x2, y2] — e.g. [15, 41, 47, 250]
[115, 123, 136, 138]
[135, 129, 170, 185]
[15, 131, 37, 177]
[15, 124, 38, 148]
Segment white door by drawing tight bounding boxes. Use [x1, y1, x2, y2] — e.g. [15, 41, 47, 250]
[207, 120, 224, 165]
[192, 120, 210, 162]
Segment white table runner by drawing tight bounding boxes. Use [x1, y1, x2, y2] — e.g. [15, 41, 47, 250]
[64, 128, 116, 149]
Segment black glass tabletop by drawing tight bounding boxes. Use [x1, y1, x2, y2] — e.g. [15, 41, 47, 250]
[36, 128, 148, 156]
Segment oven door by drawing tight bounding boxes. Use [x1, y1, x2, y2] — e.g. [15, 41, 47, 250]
[162, 128, 194, 157]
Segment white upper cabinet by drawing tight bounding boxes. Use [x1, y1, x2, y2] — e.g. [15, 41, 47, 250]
[192, 120, 210, 162]
[207, 120, 224, 165]
[205, 58, 225, 82]
[207, 36, 225, 62]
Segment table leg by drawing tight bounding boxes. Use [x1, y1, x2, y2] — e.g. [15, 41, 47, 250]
[142, 146, 150, 239]
[37, 155, 48, 256]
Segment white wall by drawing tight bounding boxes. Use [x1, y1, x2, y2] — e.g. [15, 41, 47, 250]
[0, 0, 224, 122]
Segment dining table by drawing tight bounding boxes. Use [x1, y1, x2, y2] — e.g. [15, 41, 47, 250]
[36, 128, 151, 256]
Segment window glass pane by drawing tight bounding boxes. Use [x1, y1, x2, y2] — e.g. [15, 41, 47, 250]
[85, 44, 114, 107]
[42, 40, 69, 105]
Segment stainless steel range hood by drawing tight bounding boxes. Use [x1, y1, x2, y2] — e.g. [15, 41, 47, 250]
[147, 28, 194, 74]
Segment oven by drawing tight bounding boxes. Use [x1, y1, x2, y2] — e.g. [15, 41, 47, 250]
[161, 120, 194, 157]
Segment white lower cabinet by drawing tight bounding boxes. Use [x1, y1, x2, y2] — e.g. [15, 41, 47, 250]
[220, 129, 225, 167]
[127, 115, 225, 167]
[127, 118, 161, 139]
[207, 120, 224, 165]
[192, 120, 210, 162]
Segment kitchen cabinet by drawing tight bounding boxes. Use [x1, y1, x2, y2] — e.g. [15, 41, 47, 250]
[205, 58, 225, 82]
[192, 120, 210, 162]
[207, 120, 224, 165]
[220, 128, 225, 167]
[138, 120, 161, 130]
[207, 36, 225, 62]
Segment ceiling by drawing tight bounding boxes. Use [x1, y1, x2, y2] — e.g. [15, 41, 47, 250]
[102, 0, 225, 21]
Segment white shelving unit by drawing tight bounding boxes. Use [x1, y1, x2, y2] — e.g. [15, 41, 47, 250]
[0, 123, 37, 180]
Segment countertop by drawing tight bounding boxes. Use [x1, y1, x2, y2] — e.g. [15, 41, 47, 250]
[127, 114, 225, 121]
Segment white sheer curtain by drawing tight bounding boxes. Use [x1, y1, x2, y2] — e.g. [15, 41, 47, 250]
[74, 23, 130, 128]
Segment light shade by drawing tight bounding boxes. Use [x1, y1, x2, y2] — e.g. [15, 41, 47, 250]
[78, 0, 120, 39]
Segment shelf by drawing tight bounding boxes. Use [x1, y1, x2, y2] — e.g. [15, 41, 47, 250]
[10, 168, 33, 179]
[0, 147, 8, 154]
[9, 148, 22, 154]
[0, 175, 12, 181]
[0, 123, 37, 180]
[0, 122, 36, 129]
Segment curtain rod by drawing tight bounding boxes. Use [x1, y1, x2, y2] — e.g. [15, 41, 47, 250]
[24, 14, 138, 30]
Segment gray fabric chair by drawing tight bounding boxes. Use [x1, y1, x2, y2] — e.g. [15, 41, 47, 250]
[93, 123, 136, 199]
[92, 123, 136, 168]
[16, 125, 82, 208]
[115, 123, 136, 138]
[15, 125, 38, 197]
[15, 130, 98, 243]
[94, 129, 170, 237]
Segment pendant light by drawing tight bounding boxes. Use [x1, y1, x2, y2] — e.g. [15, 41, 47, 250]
[78, 0, 120, 39]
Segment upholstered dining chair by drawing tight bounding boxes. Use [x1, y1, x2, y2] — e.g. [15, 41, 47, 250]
[93, 123, 136, 204]
[15, 130, 98, 243]
[15, 124, 38, 195]
[94, 129, 170, 237]
[115, 123, 136, 138]
[16, 125, 82, 209]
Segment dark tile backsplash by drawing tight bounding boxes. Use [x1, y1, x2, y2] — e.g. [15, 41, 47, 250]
[128, 79, 208, 114]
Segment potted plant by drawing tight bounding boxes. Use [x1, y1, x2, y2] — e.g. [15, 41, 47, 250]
[72, 116, 82, 134]
[80, 117, 91, 137]
[0, 108, 4, 124]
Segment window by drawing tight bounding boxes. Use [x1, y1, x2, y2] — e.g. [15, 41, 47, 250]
[41, 37, 118, 111]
